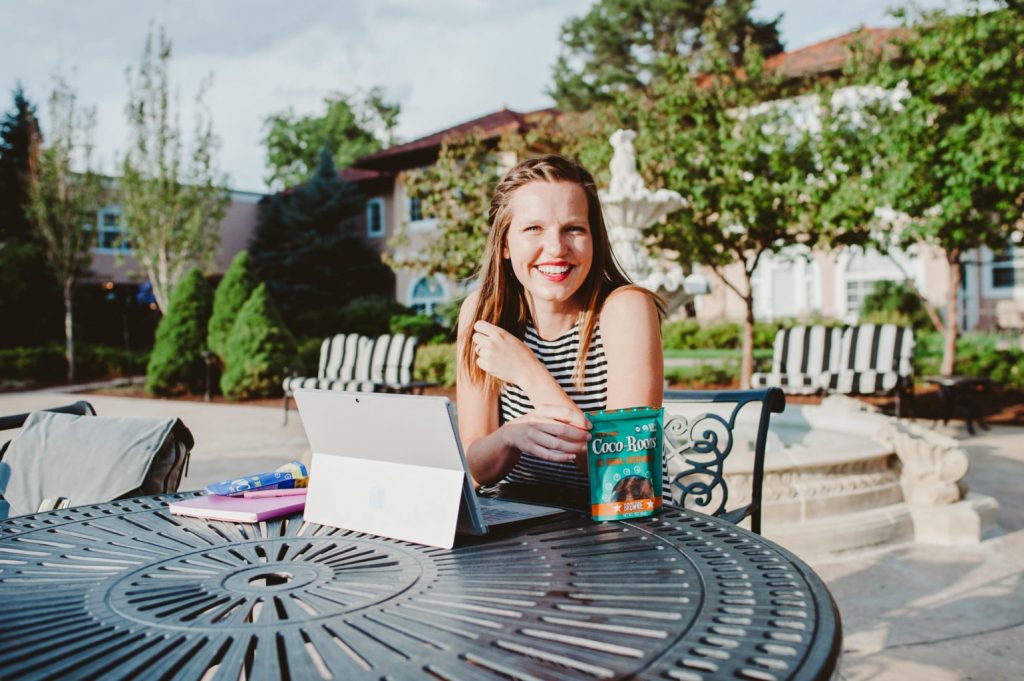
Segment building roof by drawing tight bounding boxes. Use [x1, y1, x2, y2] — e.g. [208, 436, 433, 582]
[342, 27, 901, 179]
[765, 27, 903, 79]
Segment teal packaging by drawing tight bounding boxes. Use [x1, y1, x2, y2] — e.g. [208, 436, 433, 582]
[586, 407, 664, 521]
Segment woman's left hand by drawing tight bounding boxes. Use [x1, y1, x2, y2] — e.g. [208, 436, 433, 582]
[471, 320, 539, 386]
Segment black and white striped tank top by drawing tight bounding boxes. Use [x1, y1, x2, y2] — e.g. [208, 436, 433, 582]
[499, 321, 607, 489]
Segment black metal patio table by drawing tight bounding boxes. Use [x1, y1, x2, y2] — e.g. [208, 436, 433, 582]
[0, 493, 841, 680]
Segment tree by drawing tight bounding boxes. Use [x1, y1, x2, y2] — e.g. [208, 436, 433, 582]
[221, 283, 298, 400]
[633, 15, 818, 387]
[25, 73, 104, 382]
[388, 132, 503, 282]
[146, 267, 212, 396]
[249, 147, 393, 337]
[837, 1, 1024, 375]
[120, 26, 229, 314]
[0, 85, 63, 348]
[208, 250, 257, 361]
[551, 0, 783, 111]
[263, 88, 400, 190]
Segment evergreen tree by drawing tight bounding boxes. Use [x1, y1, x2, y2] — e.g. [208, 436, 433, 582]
[0, 85, 62, 348]
[249, 146, 393, 337]
[146, 268, 213, 396]
[208, 250, 256, 361]
[220, 283, 298, 400]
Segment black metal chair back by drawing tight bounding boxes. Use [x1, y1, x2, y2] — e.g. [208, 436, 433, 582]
[662, 387, 785, 534]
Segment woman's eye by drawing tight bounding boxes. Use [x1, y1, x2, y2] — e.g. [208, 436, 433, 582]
[524, 225, 541, 232]
[566, 225, 587, 234]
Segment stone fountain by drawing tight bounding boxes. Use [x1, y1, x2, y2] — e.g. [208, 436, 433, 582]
[599, 129, 709, 310]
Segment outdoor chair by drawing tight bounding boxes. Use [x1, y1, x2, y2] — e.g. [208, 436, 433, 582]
[751, 325, 843, 395]
[820, 323, 915, 417]
[662, 387, 785, 535]
[282, 332, 434, 424]
[0, 400, 193, 519]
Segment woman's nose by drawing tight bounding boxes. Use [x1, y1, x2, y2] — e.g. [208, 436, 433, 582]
[542, 229, 567, 255]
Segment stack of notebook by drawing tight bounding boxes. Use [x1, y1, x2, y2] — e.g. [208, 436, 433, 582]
[169, 461, 309, 523]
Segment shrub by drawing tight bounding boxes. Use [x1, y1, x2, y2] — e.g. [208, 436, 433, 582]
[390, 313, 453, 344]
[334, 296, 412, 337]
[146, 269, 213, 396]
[915, 331, 1024, 389]
[692, 322, 742, 349]
[414, 343, 457, 388]
[208, 251, 256, 361]
[665, 361, 739, 387]
[662, 320, 701, 350]
[220, 284, 299, 400]
[861, 280, 935, 329]
[0, 344, 151, 388]
[295, 336, 325, 376]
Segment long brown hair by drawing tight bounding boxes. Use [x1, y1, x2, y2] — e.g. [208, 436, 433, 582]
[461, 154, 663, 395]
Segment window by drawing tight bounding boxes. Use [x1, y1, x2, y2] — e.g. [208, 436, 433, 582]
[366, 198, 385, 237]
[991, 246, 1023, 289]
[841, 249, 905, 319]
[408, 196, 423, 223]
[410, 276, 446, 315]
[94, 207, 132, 253]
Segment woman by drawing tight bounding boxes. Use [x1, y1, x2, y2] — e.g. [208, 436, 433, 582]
[457, 155, 663, 492]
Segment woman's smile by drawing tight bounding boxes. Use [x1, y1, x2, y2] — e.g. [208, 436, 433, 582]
[504, 181, 594, 309]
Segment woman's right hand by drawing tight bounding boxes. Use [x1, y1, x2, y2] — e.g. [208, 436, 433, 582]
[500, 404, 591, 464]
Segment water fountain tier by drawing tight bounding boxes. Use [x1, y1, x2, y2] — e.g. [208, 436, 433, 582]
[598, 130, 708, 306]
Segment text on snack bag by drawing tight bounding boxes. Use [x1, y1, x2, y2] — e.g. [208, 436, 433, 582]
[591, 434, 658, 455]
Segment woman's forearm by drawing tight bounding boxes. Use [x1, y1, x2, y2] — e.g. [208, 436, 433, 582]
[464, 425, 519, 487]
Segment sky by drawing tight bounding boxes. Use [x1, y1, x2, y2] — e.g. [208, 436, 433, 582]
[0, 0, 974, 193]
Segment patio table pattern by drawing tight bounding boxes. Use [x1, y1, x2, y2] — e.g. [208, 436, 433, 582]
[0, 493, 840, 680]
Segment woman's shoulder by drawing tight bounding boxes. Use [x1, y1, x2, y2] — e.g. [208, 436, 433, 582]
[599, 286, 660, 324]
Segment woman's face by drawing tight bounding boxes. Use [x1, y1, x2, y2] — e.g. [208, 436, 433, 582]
[504, 181, 594, 311]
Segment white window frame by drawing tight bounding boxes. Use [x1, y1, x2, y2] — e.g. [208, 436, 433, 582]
[835, 246, 922, 322]
[366, 198, 385, 238]
[406, 194, 438, 233]
[981, 244, 1024, 299]
[93, 205, 132, 254]
[406, 274, 449, 316]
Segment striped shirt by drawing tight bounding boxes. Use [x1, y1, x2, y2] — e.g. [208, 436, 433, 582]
[499, 322, 607, 489]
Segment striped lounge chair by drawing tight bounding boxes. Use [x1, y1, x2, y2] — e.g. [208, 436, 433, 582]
[821, 323, 915, 417]
[282, 333, 431, 423]
[751, 326, 843, 395]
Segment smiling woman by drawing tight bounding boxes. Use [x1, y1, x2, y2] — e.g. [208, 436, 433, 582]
[456, 155, 664, 493]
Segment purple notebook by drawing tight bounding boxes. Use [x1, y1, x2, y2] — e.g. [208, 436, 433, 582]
[168, 494, 306, 523]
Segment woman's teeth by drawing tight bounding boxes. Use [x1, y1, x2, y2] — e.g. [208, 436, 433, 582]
[537, 265, 571, 275]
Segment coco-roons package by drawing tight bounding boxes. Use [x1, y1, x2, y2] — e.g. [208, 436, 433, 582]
[585, 407, 664, 521]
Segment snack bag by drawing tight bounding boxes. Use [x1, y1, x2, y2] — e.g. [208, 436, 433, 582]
[206, 460, 309, 496]
[586, 407, 664, 521]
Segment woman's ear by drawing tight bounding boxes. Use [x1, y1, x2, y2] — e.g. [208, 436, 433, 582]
[503, 243, 510, 259]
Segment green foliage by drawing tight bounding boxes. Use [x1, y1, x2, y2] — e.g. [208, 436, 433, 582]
[414, 343, 457, 388]
[26, 72, 105, 382]
[120, 27, 229, 314]
[914, 331, 1024, 389]
[0, 343, 149, 387]
[859, 280, 935, 329]
[208, 251, 257, 360]
[263, 88, 399, 190]
[146, 269, 213, 396]
[389, 313, 452, 344]
[295, 336, 326, 377]
[390, 133, 503, 282]
[334, 296, 411, 337]
[831, 2, 1024, 373]
[550, 0, 783, 111]
[250, 148, 394, 337]
[665, 362, 740, 388]
[0, 85, 39, 243]
[221, 283, 299, 400]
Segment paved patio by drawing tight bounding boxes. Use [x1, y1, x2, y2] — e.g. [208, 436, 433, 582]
[1, 387, 1021, 680]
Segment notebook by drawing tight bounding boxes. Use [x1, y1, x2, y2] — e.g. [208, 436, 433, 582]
[168, 494, 307, 523]
[294, 389, 564, 549]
